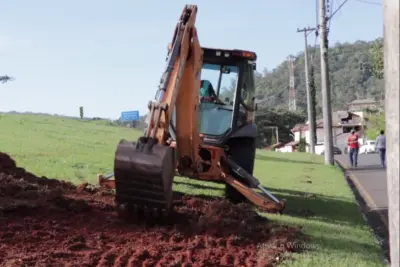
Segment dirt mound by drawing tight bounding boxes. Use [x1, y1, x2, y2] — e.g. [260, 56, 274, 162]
[0, 152, 306, 267]
[0, 152, 74, 190]
[0, 152, 80, 213]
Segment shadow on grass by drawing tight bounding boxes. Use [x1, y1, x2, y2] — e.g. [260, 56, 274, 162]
[269, 187, 366, 226]
[173, 180, 222, 191]
[174, 179, 365, 227]
[175, 179, 367, 227]
[256, 154, 323, 165]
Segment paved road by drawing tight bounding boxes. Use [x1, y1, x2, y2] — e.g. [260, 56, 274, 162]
[335, 153, 388, 228]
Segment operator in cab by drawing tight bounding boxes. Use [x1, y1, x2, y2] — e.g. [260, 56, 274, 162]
[199, 80, 224, 105]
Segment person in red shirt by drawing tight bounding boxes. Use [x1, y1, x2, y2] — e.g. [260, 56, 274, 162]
[348, 129, 360, 167]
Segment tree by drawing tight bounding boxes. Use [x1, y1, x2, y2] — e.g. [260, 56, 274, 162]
[254, 38, 385, 117]
[219, 78, 236, 103]
[366, 112, 385, 140]
[271, 134, 277, 145]
[255, 107, 306, 147]
[298, 138, 307, 152]
[0, 75, 13, 83]
[79, 106, 84, 119]
[369, 38, 384, 79]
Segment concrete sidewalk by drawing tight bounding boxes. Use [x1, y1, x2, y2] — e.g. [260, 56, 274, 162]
[335, 154, 388, 230]
[335, 154, 388, 229]
[335, 154, 389, 260]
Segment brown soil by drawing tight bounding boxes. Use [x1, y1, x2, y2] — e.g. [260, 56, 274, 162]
[0, 152, 306, 267]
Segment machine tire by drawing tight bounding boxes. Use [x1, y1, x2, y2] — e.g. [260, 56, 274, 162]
[224, 138, 256, 203]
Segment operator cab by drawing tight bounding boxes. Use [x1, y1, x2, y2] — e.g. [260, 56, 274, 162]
[198, 47, 257, 144]
[168, 47, 258, 146]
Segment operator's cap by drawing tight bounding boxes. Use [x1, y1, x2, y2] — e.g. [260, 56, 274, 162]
[351, 129, 355, 133]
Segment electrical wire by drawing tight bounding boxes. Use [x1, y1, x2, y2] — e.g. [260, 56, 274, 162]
[328, 0, 350, 20]
[255, 87, 288, 105]
[316, 0, 319, 28]
[258, 0, 354, 112]
[355, 0, 382, 5]
[311, 0, 320, 65]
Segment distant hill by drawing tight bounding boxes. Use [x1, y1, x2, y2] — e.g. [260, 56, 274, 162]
[255, 38, 384, 116]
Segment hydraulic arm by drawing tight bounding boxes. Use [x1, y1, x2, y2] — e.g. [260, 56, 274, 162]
[97, 5, 285, 222]
[112, 5, 203, 219]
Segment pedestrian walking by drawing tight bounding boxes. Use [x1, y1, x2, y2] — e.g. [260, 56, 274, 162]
[347, 129, 360, 167]
[375, 130, 386, 167]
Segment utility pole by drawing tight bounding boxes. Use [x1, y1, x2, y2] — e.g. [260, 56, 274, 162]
[319, 0, 334, 165]
[288, 56, 297, 111]
[297, 27, 317, 153]
[275, 126, 279, 144]
[265, 126, 279, 144]
[384, 0, 399, 265]
[309, 56, 318, 146]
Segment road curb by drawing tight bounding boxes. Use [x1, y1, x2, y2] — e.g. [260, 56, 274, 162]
[335, 159, 389, 229]
[335, 159, 390, 264]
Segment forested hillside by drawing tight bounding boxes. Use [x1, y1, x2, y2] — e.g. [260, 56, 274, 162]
[255, 38, 384, 116]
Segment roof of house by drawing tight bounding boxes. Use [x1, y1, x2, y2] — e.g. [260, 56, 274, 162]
[284, 140, 309, 147]
[291, 111, 364, 132]
[348, 98, 378, 105]
[265, 142, 284, 150]
[335, 110, 350, 119]
[285, 141, 299, 146]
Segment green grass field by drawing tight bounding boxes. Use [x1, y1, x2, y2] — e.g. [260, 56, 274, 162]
[0, 113, 385, 267]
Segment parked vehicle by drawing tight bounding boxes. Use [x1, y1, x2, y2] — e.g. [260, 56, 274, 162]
[315, 142, 343, 155]
[359, 140, 377, 154]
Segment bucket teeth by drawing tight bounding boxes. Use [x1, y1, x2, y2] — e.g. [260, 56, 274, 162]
[113, 139, 176, 222]
[116, 203, 170, 223]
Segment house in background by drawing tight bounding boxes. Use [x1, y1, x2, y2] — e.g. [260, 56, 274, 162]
[348, 99, 380, 112]
[275, 141, 309, 153]
[291, 111, 367, 152]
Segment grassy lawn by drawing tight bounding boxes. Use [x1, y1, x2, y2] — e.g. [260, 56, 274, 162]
[0, 113, 141, 184]
[0, 114, 385, 266]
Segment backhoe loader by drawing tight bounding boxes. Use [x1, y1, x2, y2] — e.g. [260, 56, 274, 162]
[98, 4, 285, 221]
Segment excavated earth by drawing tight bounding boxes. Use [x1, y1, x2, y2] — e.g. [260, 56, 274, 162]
[0, 152, 307, 267]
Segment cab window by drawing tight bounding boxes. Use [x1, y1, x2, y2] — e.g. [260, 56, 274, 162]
[237, 62, 256, 127]
[198, 63, 238, 136]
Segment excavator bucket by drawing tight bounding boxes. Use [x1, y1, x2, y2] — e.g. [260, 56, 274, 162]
[113, 139, 176, 220]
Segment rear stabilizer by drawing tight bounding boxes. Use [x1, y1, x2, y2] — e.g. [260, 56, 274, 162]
[221, 158, 286, 213]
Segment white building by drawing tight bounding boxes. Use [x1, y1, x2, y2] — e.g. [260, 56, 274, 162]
[291, 111, 367, 152]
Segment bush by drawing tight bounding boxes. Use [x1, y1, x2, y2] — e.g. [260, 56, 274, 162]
[366, 112, 385, 140]
[298, 138, 307, 152]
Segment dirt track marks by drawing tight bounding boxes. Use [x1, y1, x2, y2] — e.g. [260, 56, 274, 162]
[0, 152, 306, 267]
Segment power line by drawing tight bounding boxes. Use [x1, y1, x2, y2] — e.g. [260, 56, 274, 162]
[257, 0, 362, 111]
[255, 87, 288, 105]
[328, 0, 350, 20]
[355, 0, 382, 5]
